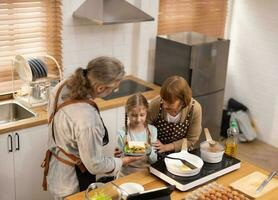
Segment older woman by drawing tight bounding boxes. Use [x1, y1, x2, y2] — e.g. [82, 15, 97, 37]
[42, 56, 141, 199]
[149, 76, 202, 153]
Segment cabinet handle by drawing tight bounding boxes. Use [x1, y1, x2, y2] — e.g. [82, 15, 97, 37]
[189, 68, 193, 84]
[8, 134, 13, 152]
[15, 133, 20, 151]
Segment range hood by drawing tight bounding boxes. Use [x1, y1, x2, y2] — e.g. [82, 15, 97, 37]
[73, 0, 154, 25]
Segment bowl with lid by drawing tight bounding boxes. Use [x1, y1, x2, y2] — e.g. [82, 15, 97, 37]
[200, 128, 225, 163]
[200, 141, 224, 163]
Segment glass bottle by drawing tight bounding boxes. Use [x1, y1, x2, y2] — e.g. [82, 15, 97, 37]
[225, 120, 239, 157]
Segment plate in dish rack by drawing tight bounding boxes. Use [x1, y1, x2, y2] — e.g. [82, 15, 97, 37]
[36, 58, 48, 77]
[14, 55, 32, 82]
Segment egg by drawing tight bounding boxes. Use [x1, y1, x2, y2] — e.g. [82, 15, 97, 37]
[221, 196, 228, 200]
[215, 192, 222, 198]
[179, 164, 191, 172]
[232, 191, 239, 196]
[209, 194, 216, 200]
[198, 194, 206, 200]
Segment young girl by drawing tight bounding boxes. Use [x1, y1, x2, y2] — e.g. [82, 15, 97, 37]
[116, 93, 157, 177]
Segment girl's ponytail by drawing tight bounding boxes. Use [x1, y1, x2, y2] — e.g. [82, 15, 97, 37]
[124, 112, 128, 145]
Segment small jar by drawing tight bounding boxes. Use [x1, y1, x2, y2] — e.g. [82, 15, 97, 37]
[85, 182, 111, 200]
[85, 182, 122, 200]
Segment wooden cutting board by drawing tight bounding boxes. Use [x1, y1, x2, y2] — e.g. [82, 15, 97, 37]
[230, 171, 278, 199]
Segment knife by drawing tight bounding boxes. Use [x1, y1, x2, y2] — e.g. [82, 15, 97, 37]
[256, 171, 277, 193]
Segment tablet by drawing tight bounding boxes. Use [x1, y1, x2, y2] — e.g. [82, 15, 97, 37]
[126, 185, 175, 200]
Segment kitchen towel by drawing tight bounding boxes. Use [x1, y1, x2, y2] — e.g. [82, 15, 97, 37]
[230, 171, 278, 198]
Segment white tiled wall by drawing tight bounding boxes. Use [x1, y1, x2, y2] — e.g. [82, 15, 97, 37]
[62, 0, 159, 81]
[224, 0, 278, 147]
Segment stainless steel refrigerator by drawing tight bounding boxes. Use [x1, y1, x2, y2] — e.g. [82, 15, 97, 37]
[154, 32, 230, 142]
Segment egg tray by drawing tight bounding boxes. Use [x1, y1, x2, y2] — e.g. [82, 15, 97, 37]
[184, 182, 250, 200]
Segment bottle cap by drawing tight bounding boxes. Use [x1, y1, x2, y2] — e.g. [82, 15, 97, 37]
[231, 121, 237, 128]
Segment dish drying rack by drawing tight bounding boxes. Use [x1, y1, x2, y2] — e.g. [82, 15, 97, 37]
[12, 55, 63, 108]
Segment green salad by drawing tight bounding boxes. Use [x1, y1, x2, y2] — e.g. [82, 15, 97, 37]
[90, 192, 112, 200]
[123, 143, 151, 155]
[123, 145, 144, 154]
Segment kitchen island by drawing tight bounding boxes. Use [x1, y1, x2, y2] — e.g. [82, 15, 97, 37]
[66, 161, 278, 200]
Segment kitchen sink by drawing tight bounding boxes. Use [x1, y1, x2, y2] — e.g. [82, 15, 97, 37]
[0, 101, 36, 125]
[103, 79, 153, 100]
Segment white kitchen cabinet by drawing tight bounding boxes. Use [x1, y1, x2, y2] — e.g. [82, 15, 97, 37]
[100, 106, 125, 157]
[0, 132, 16, 200]
[0, 125, 52, 200]
[14, 125, 51, 200]
[100, 108, 118, 157]
[116, 106, 125, 131]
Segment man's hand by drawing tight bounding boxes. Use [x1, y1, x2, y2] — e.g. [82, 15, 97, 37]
[152, 140, 175, 153]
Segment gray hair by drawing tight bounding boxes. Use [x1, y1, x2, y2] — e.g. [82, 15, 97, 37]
[66, 56, 125, 100]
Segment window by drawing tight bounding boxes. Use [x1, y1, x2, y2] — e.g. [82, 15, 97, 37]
[0, 0, 62, 94]
[158, 0, 228, 37]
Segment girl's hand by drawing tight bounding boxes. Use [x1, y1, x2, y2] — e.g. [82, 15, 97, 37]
[152, 140, 175, 153]
[114, 147, 122, 158]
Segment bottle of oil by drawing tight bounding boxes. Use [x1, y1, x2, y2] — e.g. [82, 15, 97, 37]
[225, 120, 239, 157]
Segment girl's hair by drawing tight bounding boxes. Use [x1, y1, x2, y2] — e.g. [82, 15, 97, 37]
[160, 75, 192, 106]
[124, 93, 151, 144]
[66, 56, 125, 100]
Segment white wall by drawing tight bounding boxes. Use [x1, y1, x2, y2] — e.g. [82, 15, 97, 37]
[225, 0, 278, 148]
[62, 0, 159, 81]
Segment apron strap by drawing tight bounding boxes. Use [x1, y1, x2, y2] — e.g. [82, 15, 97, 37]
[41, 150, 52, 191]
[41, 147, 87, 191]
[55, 146, 87, 172]
[48, 81, 67, 124]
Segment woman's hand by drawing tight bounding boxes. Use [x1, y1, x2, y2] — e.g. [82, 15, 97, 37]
[152, 140, 175, 153]
[121, 156, 144, 166]
[114, 147, 122, 158]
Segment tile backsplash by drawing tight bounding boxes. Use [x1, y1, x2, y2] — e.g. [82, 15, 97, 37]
[61, 0, 159, 81]
[225, 0, 278, 148]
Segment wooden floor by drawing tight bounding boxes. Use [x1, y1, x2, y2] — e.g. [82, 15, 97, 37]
[237, 139, 278, 172]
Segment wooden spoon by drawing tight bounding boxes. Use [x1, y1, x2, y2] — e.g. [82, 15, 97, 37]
[181, 138, 188, 151]
[204, 128, 217, 147]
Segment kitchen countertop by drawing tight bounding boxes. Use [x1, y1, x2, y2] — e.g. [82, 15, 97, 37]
[0, 75, 160, 135]
[66, 161, 278, 200]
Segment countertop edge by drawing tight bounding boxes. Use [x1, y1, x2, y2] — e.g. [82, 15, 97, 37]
[0, 75, 160, 134]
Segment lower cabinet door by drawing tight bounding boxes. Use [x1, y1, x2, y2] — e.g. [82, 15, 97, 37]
[0, 133, 16, 200]
[101, 108, 118, 157]
[116, 106, 125, 132]
[13, 125, 52, 200]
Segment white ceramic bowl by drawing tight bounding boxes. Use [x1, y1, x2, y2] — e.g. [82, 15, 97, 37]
[164, 150, 204, 177]
[200, 141, 225, 163]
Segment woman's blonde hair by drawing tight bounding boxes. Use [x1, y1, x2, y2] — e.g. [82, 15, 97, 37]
[66, 56, 125, 99]
[160, 75, 192, 106]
